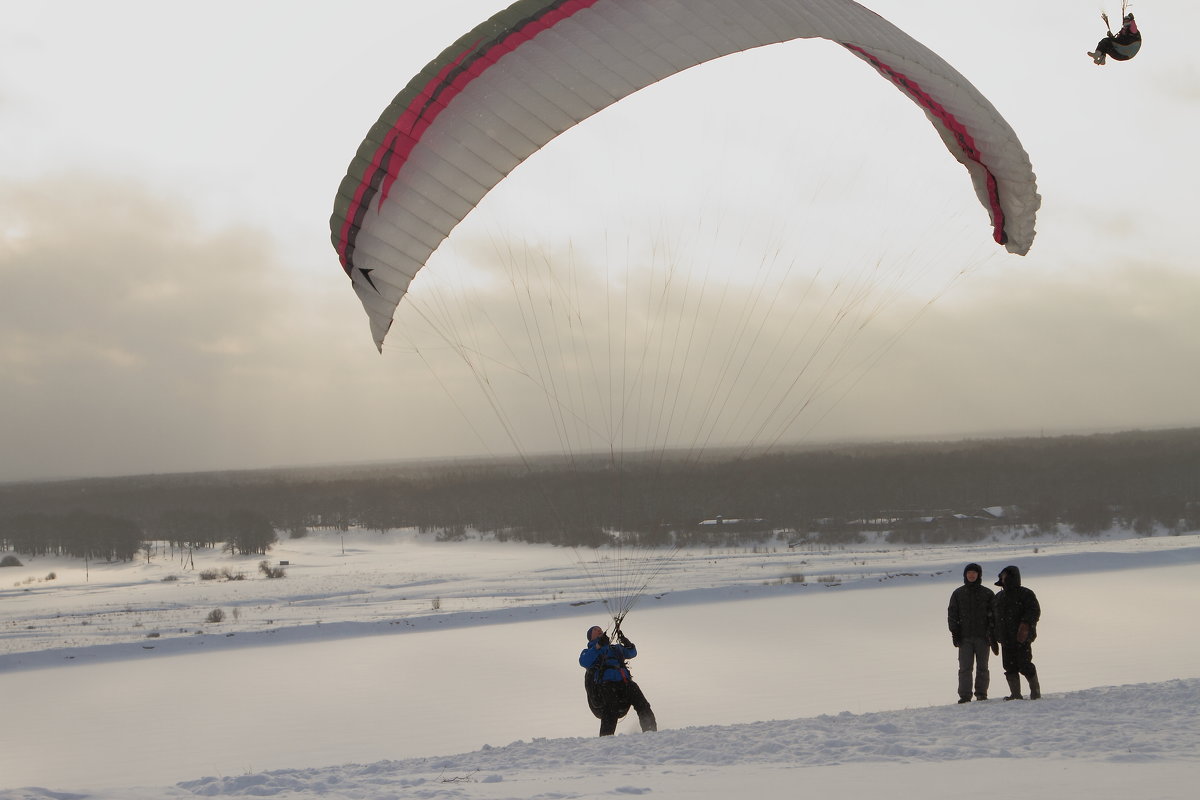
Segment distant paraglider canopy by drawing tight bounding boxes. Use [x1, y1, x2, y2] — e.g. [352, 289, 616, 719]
[330, 0, 1040, 627]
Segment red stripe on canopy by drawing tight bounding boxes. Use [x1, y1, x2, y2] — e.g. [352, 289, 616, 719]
[842, 43, 1007, 246]
[337, 0, 605, 274]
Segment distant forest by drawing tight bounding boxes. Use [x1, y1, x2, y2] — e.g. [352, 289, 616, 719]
[3, 428, 1199, 560]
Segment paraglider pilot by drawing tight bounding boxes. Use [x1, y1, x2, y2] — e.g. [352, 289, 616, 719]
[580, 624, 658, 736]
[1088, 12, 1141, 65]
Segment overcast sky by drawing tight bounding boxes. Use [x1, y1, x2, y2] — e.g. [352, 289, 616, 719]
[2, 1, 1198, 483]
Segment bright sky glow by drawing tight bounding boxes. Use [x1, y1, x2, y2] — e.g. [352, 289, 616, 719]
[2, 1, 1198, 481]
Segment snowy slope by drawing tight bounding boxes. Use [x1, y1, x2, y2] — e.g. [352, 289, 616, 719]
[3, 680, 1197, 799]
[1, 530, 1198, 798]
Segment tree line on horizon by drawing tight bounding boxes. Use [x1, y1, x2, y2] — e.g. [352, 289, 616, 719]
[0, 508, 277, 561]
[2, 428, 1198, 560]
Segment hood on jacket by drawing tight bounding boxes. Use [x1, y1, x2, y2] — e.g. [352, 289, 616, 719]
[963, 563, 983, 584]
[996, 565, 1022, 588]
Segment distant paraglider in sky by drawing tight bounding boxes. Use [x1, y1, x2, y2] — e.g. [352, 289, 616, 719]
[1089, 3, 1142, 66]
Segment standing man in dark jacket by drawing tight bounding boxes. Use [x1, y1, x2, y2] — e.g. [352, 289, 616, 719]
[579, 624, 658, 736]
[993, 565, 1042, 700]
[947, 562, 996, 703]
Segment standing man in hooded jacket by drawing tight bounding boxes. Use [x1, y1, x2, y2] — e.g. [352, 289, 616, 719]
[947, 562, 996, 703]
[993, 565, 1042, 700]
[580, 624, 658, 736]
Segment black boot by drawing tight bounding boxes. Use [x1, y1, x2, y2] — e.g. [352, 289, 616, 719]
[1004, 674, 1023, 700]
[1027, 669, 1041, 700]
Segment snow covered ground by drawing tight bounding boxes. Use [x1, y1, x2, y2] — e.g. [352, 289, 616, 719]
[1, 528, 1198, 798]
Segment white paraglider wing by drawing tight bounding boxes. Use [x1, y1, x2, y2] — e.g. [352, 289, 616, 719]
[331, 0, 1039, 352]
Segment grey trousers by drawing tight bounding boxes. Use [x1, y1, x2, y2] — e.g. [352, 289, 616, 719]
[957, 638, 991, 700]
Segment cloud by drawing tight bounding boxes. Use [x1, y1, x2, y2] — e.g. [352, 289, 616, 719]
[824, 258, 1200, 440]
[0, 175, 395, 481]
[3, 173, 1197, 483]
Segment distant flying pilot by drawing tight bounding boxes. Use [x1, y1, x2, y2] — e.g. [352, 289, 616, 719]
[1088, 12, 1142, 65]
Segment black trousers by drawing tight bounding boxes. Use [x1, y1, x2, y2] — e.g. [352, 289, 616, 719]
[1000, 641, 1037, 682]
[1093, 38, 1134, 60]
[596, 681, 657, 736]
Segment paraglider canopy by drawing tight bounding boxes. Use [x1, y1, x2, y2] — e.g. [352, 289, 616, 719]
[331, 0, 1039, 352]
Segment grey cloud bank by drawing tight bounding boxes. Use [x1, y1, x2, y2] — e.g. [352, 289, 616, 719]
[2, 175, 1197, 483]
